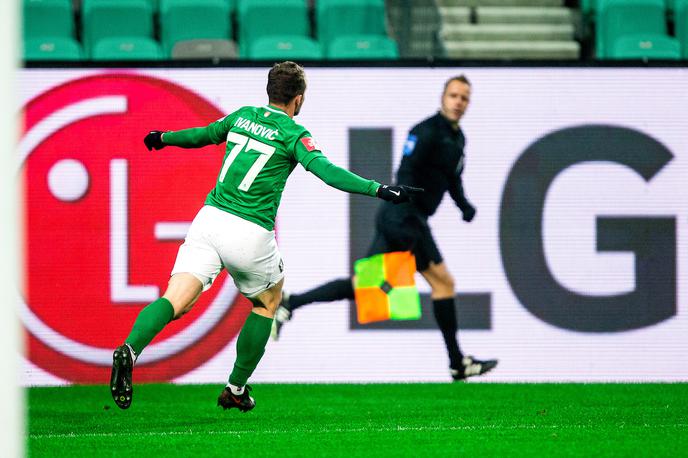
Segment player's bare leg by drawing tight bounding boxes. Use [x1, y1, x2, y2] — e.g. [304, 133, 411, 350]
[218, 278, 284, 412]
[421, 262, 497, 381]
[111, 273, 203, 409]
[163, 273, 204, 319]
[421, 261, 455, 300]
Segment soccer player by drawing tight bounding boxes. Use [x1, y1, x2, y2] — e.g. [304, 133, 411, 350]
[273, 75, 498, 381]
[109, 61, 422, 411]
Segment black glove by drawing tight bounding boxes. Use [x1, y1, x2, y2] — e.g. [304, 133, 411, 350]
[459, 201, 476, 222]
[377, 184, 424, 204]
[144, 131, 166, 151]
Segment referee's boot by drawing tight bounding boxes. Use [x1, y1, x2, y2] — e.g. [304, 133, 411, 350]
[217, 386, 255, 413]
[270, 292, 292, 341]
[110, 344, 135, 409]
[451, 356, 498, 381]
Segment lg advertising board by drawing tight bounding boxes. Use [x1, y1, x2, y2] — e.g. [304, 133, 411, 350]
[18, 68, 688, 385]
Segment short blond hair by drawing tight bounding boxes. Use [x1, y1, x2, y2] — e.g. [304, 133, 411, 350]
[443, 75, 471, 94]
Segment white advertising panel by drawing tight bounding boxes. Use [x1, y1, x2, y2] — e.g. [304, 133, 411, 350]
[19, 67, 688, 384]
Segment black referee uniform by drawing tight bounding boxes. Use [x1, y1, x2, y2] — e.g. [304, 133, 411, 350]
[367, 111, 475, 271]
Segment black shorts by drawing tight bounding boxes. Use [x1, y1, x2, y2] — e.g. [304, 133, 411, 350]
[365, 202, 442, 272]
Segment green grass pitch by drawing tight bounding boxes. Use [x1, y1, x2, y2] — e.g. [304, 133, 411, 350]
[28, 383, 687, 457]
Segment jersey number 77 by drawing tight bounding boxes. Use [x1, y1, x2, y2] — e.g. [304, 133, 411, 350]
[218, 132, 276, 191]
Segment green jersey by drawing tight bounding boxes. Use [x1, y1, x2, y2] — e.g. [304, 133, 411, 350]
[163, 105, 380, 231]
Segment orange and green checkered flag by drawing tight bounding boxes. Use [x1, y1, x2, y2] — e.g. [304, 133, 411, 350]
[353, 251, 421, 324]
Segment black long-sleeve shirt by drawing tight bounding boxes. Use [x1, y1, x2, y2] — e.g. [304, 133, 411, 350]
[395, 112, 469, 217]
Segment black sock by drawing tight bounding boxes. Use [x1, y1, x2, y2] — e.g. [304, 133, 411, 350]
[288, 278, 354, 311]
[432, 297, 463, 368]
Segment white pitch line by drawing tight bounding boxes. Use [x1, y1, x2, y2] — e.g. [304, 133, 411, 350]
[28, 423, 688, 440]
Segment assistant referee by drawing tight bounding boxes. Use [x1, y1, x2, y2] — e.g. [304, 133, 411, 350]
[274, 75, 498, 381]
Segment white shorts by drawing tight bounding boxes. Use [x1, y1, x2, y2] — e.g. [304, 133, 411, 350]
[171, 205, 284, 298]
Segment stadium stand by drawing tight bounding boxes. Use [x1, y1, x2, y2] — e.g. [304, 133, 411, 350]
[316, 0, 388, 50]
[437, 0, 580, 60]
[138, 0, 236, 12]
[81, 0, 154, 57]
[248, 36, 323, 60]
[238, 0, 310, 57]
[327, 34, 400, 59]
[24, 36, 83, 61]
[160, 0, 232, 57]
[609, 33, 681, 59]
[677, 0, 688, 57]
[22, 0, 686, 62]
[21, 0, 401, 62]
[595, 0, 667, 58]
[387, 0, 443, 58]
[91, 37, 163, 61]
[23, 0, 75, 40]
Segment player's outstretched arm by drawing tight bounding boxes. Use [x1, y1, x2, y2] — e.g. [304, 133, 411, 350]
[144, 126, 214, 150]
[305, 155, 378, 196]
[306, 156, 423, 204]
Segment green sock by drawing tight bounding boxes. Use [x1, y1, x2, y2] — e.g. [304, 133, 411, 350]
[125, 297, 174, 356]
[228, 312, 273, 387]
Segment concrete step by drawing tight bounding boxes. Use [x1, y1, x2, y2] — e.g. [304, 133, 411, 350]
[476, 6, 573, 24]
[407, 44, 436, 57]
[441, 23, 574, 41]
[438, 7, 472, 24]
[410, 24, 440, 34]
[436, 0, 563, 7]
[443, 40, 580, 59]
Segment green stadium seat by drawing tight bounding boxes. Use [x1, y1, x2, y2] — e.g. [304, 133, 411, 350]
[247, 36, 322, 60]
[82, 0, 154, 56]
[91, 37, 163, 60]
[145, 0, 161, 12]
[610, 33, 681, 59]
[142, 0, 234, 14]
[24, 37, 83, 61]
[316, 0, 387, 49]
[327, 35, 399, 59]
[586, 0, 678, 16]
[677, 0, 688, 58]
[23, 0, 74, 39]
[596, 0, 667, 59]
[160, 0, 231, 57]
[237, 0, 310, 56]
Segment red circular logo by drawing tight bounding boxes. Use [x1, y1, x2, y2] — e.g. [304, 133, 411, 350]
[21, 73, 252, 383]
